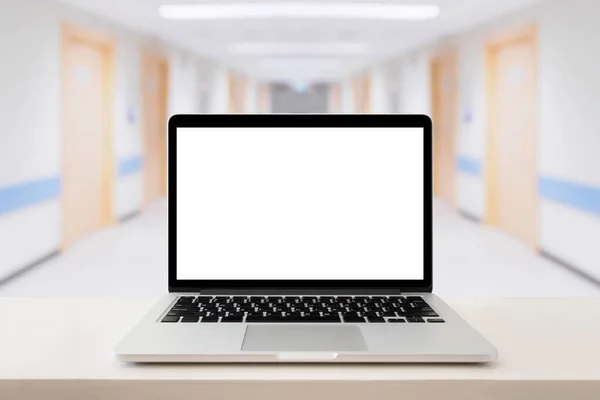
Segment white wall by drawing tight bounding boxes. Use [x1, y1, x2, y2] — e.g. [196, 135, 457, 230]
[397, 51, 432, 116]
[380, 0, 600, 279]
[455, 33, 486, 218]
[168, 50, 205, 116]
[340, 78, 354, 114]
[210, 68, 230, 114]
[0, 0, 63, 279]
[368, 67, 389, 113]
[113, 32, 143, 219]
[536, 0, 600, 280]
[0, 0, 215, 280]
[244, 79, 258, 114]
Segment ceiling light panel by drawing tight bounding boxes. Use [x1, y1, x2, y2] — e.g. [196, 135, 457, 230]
[228, 42, 370, 55]
[159, 3, 441, 21]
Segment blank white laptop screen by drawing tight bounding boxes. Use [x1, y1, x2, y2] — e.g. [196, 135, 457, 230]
[176, 127, 424, 280]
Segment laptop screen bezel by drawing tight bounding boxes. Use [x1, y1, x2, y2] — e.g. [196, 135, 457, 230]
[168, 114, 433, 293]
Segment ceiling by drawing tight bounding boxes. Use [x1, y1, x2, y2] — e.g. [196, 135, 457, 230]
[56, 0, 545, 82]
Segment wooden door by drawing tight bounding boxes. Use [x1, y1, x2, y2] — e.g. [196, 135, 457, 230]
[141, 52, 169, 204]
[228, 73, 246, 113]
[62, 25, 114, 249]
[329, 83, 342, 113]
[486, 27, 537, 247]
[353, 75, 370, 113]
[258, 84, 270, 114]
[431, 52, 458, 204]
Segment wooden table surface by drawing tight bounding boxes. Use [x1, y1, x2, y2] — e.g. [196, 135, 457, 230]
[1, 297, 600, 399]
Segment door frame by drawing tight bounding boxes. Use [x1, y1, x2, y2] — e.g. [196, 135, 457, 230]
[141, 50, 169, 203]
[429, 49, 458, 204]
[484, 25, 538, 247]
[61, 24, 115, 250]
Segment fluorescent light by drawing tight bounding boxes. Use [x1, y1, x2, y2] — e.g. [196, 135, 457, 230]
[159, 3, 440, 20]
[229, 42, 370, 56]
[257, 58, 345, 68]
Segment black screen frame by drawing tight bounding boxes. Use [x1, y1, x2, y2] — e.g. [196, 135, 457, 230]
[168, 114, 433, 293]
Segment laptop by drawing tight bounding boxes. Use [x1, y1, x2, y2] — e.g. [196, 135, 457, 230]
[115, 114, 497, 363]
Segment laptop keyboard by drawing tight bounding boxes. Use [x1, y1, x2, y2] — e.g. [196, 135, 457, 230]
[161, 295, 444, 324]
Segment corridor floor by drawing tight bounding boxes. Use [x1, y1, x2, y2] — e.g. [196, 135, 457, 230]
[1, 200, 598, 297]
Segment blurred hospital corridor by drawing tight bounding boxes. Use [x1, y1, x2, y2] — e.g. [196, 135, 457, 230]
[1, 0, 600, 296]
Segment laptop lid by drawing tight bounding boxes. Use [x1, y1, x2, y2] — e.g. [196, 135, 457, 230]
[168, 115, 432, 293]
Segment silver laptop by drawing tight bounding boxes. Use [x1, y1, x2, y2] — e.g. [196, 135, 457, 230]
[115, 114, 497, 363]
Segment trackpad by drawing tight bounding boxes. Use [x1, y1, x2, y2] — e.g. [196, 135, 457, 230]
[241, 325, 368, 352]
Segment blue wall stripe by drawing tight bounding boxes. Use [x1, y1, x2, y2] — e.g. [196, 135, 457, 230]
[539, 176, 600, 215]
[457, 156, 482, 176]
[0, 177, 61, 214]
[118, 156, 143, 177]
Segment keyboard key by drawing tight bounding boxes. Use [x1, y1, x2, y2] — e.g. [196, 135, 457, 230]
[194, 296, 211, 304]
[244, 316, 282, 323]
[247, 311, 264, 317]
[344, 316, 366, 323]
[250, 315, 341, 323]
[288, 310, 305, 316]
[367, 317, 385, 323]
[303, 315, 341, 323]
[228, 312, 245, 317]
[342, 312, 360, 318]
[427, 319, 445, 323]
[161, 316, 179, 323]
[388, 318, 406, 323]
[398, 310, 439, 317]
[181, 316, 199, 323]
[221, 316, 244, 322]
[169, 311, 200, 317]
[381, 311, 397, 317]
[320, 312, 338, 317]
[267, 297, 283, 303]
[406, 317, 425, 323]
[201, 316, 219, 323]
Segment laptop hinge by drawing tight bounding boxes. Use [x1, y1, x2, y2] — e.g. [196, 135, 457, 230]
[196, 288, 404, 295]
